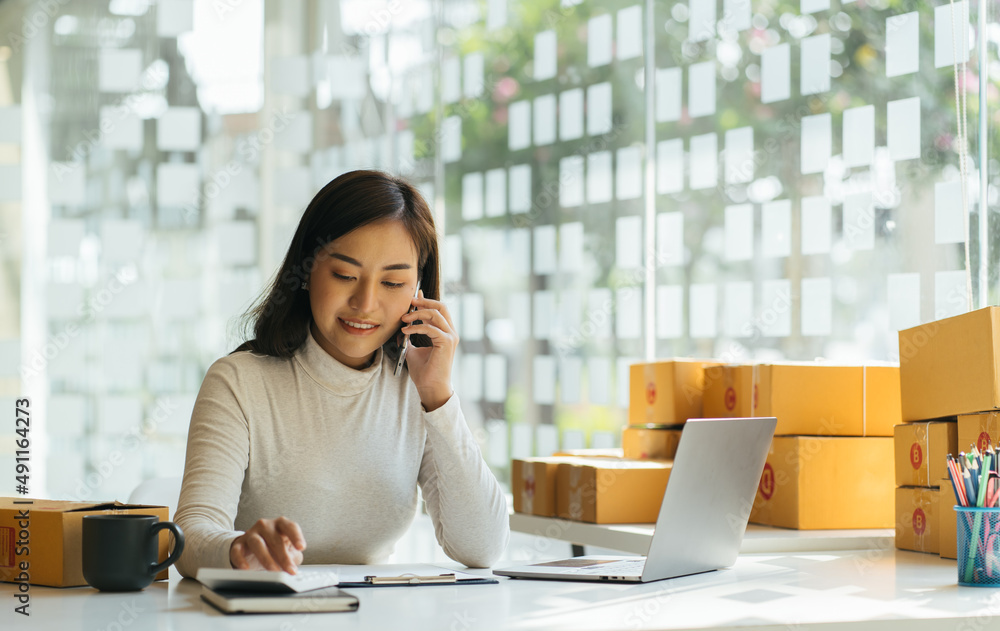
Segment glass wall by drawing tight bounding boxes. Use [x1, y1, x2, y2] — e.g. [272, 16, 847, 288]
[0, 0, 996, 498]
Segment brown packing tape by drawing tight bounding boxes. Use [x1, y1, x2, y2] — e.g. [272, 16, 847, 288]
[914, 423, 931, 484]
[643, 364, 655, 390]
[723, 367, 737, 414]
[902, 424, 928, 485]
[568, 466, 583, 521]
[643, 363, 655, 423]
[925, 423, 932, 483]
[521, 461, 534, 515]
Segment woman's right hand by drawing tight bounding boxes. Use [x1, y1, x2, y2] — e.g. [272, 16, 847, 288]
[230, 516, 307, 574]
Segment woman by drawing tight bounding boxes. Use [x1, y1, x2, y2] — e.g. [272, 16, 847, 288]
[174, 170, 509, 577]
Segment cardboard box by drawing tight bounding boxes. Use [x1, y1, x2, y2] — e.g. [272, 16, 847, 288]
[0, 498, 170, 587]
[899, 307, 1000, 421]
[939, 477, 958, 560]
[750, 437, 894, 529]
[556, 459, 672, 524]
[957, 412, 1000, 456]
[703, 363, 900, 436]
[511, 458, 577, 517]
[629, 360, 717, 425]
[704, 364, 756, 418]
[622, 426, 683, 460]
[895, 486, 939, 554]
[894, 421, 957, 487]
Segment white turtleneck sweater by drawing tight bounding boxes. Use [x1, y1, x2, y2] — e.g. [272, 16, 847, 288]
[173, 329, 509, 579]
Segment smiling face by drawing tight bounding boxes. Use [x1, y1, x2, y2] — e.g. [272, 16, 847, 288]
[308, 219, 420, 369]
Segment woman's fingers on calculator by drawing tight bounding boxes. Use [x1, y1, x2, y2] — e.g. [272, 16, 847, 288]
[270, 518, 306, 573]
[229, 539, 249, 569]
[230, 537, 276, 572]
[231, 517, 307, 574]
[247, 532, 283, 571]
[266, 534, 304, 574]
[275, 516, 307, 551]
[284, 540, 305, 572]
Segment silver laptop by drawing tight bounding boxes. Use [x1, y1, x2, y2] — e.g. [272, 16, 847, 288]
[494, 416, 776, 583]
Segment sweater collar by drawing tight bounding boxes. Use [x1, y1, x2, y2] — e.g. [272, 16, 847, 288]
[295, 325, 384, 395]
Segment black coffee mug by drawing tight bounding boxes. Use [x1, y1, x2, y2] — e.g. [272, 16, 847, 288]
[82, 514, 185, 592]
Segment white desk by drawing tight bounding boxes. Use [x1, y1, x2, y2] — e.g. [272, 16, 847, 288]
[510, 513, 895, 555]
[6, 550, 1000, 630]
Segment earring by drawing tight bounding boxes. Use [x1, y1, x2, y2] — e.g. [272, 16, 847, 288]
[301, 281, 308, 290]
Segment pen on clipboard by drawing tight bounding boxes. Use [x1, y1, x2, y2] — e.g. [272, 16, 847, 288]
[394, 280, 422, 377]
[364, 573, 456, 585]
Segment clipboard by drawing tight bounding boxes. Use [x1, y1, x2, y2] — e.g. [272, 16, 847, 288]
[328, 563, 498, 588]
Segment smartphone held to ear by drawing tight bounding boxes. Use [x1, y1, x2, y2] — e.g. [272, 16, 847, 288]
[394, 281, 428, 376]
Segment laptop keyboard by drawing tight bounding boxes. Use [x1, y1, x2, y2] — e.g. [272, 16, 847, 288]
[566, 559, 646, 576]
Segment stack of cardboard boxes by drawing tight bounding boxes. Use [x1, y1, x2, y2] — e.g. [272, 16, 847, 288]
[510, 359, 713, 524]
[897, 307, 1000, 560]
[622, 359, 709, 461]
[511, 357, 904, 531]
[510, 454, 674, 523]
[893, 421, 955, 555]
[702, 362, 898, 529]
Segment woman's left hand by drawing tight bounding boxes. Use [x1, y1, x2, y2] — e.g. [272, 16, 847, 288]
[400, 291, 458, 411]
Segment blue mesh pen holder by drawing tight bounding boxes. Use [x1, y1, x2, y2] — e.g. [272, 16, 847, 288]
[957, 507, 1000, 586]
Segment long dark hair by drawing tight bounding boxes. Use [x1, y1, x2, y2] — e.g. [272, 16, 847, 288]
[233, 170, 440, 358]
